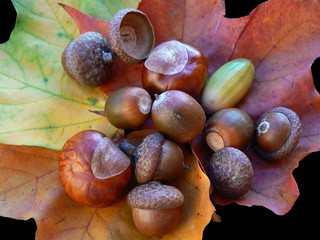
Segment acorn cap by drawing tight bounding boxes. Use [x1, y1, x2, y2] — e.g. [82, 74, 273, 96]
[127, 181, 184, 210]
[109, 8, 155, 64]
[135, 132, 165, 184]
[61, 31, 113, 87]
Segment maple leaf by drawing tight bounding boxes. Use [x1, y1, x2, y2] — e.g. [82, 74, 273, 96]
[0, 143, 214, 239]
[1, 0, 320, 239]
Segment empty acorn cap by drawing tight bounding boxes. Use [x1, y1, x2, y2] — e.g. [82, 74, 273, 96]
[127, 181, 184, 210]
[135, 132, 165, 184]
[109, 8, 155, 64]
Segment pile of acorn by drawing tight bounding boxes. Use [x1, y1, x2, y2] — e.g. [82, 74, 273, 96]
[58, 8, 302, 237]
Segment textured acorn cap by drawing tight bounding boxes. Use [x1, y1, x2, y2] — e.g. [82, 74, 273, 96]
[207, 147, 253, 199]
[61, 31, 113, 87]
[135, 132, 165, 184]
[127, 181, 184, 210]
[109, 8, 155, 64]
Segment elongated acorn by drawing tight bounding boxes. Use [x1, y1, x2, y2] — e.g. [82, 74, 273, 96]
[201, 58, 254, 115]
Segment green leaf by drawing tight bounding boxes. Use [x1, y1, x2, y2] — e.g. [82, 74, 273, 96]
[0, 0, 139, 150]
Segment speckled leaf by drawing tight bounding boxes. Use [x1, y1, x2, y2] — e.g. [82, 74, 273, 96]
[0, 0, 139, 150]
[0, 144, 214, 240]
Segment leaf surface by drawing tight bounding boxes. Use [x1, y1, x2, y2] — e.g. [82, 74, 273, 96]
[0, 144, 214, 240]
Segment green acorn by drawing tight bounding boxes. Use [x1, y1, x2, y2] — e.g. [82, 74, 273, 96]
[201, 58, 255, 115]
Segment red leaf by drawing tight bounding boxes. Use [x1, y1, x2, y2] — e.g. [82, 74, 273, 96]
[59, 3, 110, 40]
[140, 0, 320, 215]
[60, 0, 320, 215]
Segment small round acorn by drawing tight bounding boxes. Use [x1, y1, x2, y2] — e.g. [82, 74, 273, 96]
[205, 108, 254, 151]
[207, 147, 253, 199]
[253, 106, 302, 161]
[151, 90, 206, 143]
[109, 8, 155, 64]
[127, 181, 184, 237]
[104, 86, 153, 130]
[61, 31, 114, 87]
[142, 40, 208, 97]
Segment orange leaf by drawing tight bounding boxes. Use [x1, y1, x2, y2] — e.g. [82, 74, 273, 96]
[0, 144, 214, 239]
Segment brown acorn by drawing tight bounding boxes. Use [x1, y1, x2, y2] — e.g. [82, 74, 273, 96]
[253, 106, 302, 161]
[127, 181, 184, 237]
[134, 132, 185, 184]
[59, 130, 132, 208]
[207, 147, 253, 199]
[61, 31, 114, 87]
[109, 8, 155, 64]
[142, 40, 208, 97]
[151, 90, 206, 143]
[104, 86, 153, 130]
[205, 108, 254, 151]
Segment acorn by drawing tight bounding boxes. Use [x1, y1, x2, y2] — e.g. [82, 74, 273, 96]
[253, 106, 302, 161]
[207, 147, 253, 199]
[205, 108, 254, 151]
[59, 130, 132, 208]
[151, 90, 206, 143]
[109, 8, 155, 64]
[133, 132, 185, 184]
[201, 58, 254, 115]
[61, 31, 114, 87]
[104, 86, 153, 130]
[127, 181, 184, 237]
[142, 40, 208, 97]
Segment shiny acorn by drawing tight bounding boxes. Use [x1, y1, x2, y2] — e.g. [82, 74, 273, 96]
[58, 130, 132, 208]
[142, 40, 208, 97]
[205, 108, 254, 151]
[104, 86, 153, 130]
[201, 58, 254, 115]
[253, 106, 302, 161]
[151, 90, 206, 143]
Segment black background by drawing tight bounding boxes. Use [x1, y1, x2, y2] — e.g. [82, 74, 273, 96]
[0, 0, 319, 239]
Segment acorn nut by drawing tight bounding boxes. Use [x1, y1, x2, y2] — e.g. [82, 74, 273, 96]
[142, 40, 208, 97]
[109, 8, 155, 64]
[104, 86, 152, 130]
[59, 130, 132, 208]
[207, 147, 253, 199]
[61, 31, 114, 87]
[205, 108, 254, 151]
[133, 132, 185, 184]
[253, 106, 302, 161]
[151, 90, 206, 143]
[127, 181, 184, 237]
[201, 58, 254, 115]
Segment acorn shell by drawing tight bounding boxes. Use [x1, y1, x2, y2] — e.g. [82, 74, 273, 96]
[61, 31, 113, 87]
[253, 106, 302, 161]
[205, 108, 254, 151]
[151, 90, 206, 143]
[207, 147, 253, 199]
[109, 8, 155, 64]
[58, 130, 132, 208]
[127, 181, 184, 210]
[134, 132, 184, 184]
[104, 86, 152, 130]
[142, 40, 208, 97]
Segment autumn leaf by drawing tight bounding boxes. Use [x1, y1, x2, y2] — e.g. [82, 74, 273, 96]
[0, 0, 141, 150]
[1, 0, 320, 239]
[0, 143, 214, 239]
